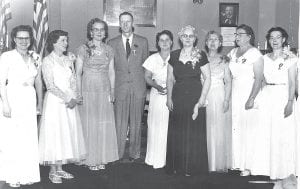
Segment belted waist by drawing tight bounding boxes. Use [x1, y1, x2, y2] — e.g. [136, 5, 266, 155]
[266, 83, 286, 85]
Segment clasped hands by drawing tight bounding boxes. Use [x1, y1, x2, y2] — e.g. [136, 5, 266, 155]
[65, 96, 83, 109]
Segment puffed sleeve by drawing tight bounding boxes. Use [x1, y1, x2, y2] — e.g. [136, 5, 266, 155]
[142, 54, 155, 73]
[42, 57, 72, 103]
[247, 48, 262, 62]
[199, 50, 209, 67]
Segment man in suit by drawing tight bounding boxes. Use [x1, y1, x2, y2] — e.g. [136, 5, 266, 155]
[108, 12, 148, 162]
[220, 6, 234, 25]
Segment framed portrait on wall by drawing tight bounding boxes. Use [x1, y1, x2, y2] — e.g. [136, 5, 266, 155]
[103, 0, 157, 27]
[219, 3, 239, 27]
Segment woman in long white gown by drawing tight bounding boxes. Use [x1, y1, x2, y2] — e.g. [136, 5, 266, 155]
[296, 53, 300, 180]
[204, 31, 232, 172]
[0, 25, 43, 187]
[251, 27, 297, 179]
[143, 30, 173, 169]
[39, 30, 86, 184]
[228, 24, 264, 176]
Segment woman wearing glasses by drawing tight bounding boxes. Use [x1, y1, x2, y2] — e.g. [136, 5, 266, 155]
[165, 25, 211, 176]
[0, 25, 43, 187]
[228, 24, 263, 176]
[251, 27, 297, 179]
[76, 18, 118, 170]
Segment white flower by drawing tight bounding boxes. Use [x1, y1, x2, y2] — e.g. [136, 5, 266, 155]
[190, 48, 202, 69]
[28, 50, 41, 68]
[67, 52, 76, 61]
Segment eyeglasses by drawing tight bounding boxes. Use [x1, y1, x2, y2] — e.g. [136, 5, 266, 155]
[92, 28, 105, 33]
[181, 34, 195, 39]
[15, 37, 30, 41]
[269, 35, 282, 41]
[234, 33, 248, 37]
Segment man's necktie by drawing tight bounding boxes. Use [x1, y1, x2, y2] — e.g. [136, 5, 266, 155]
[126, 38, 131, 59]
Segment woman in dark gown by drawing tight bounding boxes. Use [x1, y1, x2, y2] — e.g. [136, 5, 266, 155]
[166, 25, 211, 176]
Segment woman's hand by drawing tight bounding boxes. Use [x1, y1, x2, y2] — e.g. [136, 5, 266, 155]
[76, 96, 83, 105]
[166, 99, 173, 111]
[198, 97, 207, 108]
[245, 98, 254, 110]
[284, 101, 293, 118]
[66, 98, 77, 109]
[192, 103, 199, 120]
[2, 103, 11, 118]
[223, 100, 229, 113]
[157, 85, 167, 95]
[109, 90, 115, 103]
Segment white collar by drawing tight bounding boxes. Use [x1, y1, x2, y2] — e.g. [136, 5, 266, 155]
[122, 34, 133, 48]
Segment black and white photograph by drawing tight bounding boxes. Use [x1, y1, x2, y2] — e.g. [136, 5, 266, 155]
[219, 3, 239, 27]
[0, 0, 299, 189]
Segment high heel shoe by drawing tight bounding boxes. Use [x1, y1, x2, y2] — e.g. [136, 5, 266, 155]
[49, 172, 62, 184]
[8, 183, 20, 188]
[97, 164, 105, 170]
[240, 170, 251, 176]
[89, 165, 100, 171]
[56, 170, 74, 179]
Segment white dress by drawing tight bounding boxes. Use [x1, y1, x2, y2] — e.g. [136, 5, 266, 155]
[296, 60, 300, 178]
[228, 47, 262, 171]
[39, 52, 86, 164]
[143, 53, 169, 169]
[205, 60, 232, 172]
[252, 55, 297, 179]
[0, 50, 40, 184]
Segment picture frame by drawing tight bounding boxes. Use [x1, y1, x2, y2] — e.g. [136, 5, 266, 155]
[219, 3, 239, 27]
[103, 0, 157, 27]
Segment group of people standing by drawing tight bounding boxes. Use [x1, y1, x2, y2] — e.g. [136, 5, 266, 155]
[144, 21, 300, 182]
[0, 10, 299, 188]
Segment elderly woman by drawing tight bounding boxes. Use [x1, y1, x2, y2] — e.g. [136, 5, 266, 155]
[228, 24, 263, 176]
[0, 25, 43, 187]
[39, 30, 86, 184]
[76, 18, 118, 170]
[165, 25, 211, 176]
[204, 31, 232, 172]
[143, 30, 173, 169]
[251, 27, 297, 179]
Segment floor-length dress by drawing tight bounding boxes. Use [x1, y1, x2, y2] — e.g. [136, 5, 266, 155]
[296, 60, 300, 177]
[228, 47, 262, 171]
[77, 44, 119, 166]
[165, 49, 209, 175]
[205, 60, 231, 172]
[143, 53, 169, 169]
[254, 55, 297, 179]
[39, 52, 86, 164]
[0, 50, 40, 184]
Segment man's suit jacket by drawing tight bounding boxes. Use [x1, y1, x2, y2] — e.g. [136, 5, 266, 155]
[108, 34, 149, 100]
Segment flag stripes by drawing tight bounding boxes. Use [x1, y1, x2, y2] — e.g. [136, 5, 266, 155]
[33, 0, 48, 56]
[0, 0, 11, 50]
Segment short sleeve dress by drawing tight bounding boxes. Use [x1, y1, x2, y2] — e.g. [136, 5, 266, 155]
[77, 43, 119, 166]
[142, 52, 169, 169]
[165, 49, 209, 176]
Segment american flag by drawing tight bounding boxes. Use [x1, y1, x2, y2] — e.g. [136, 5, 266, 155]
[0, 0, 11, 51]
[33, 0, 48, 57]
